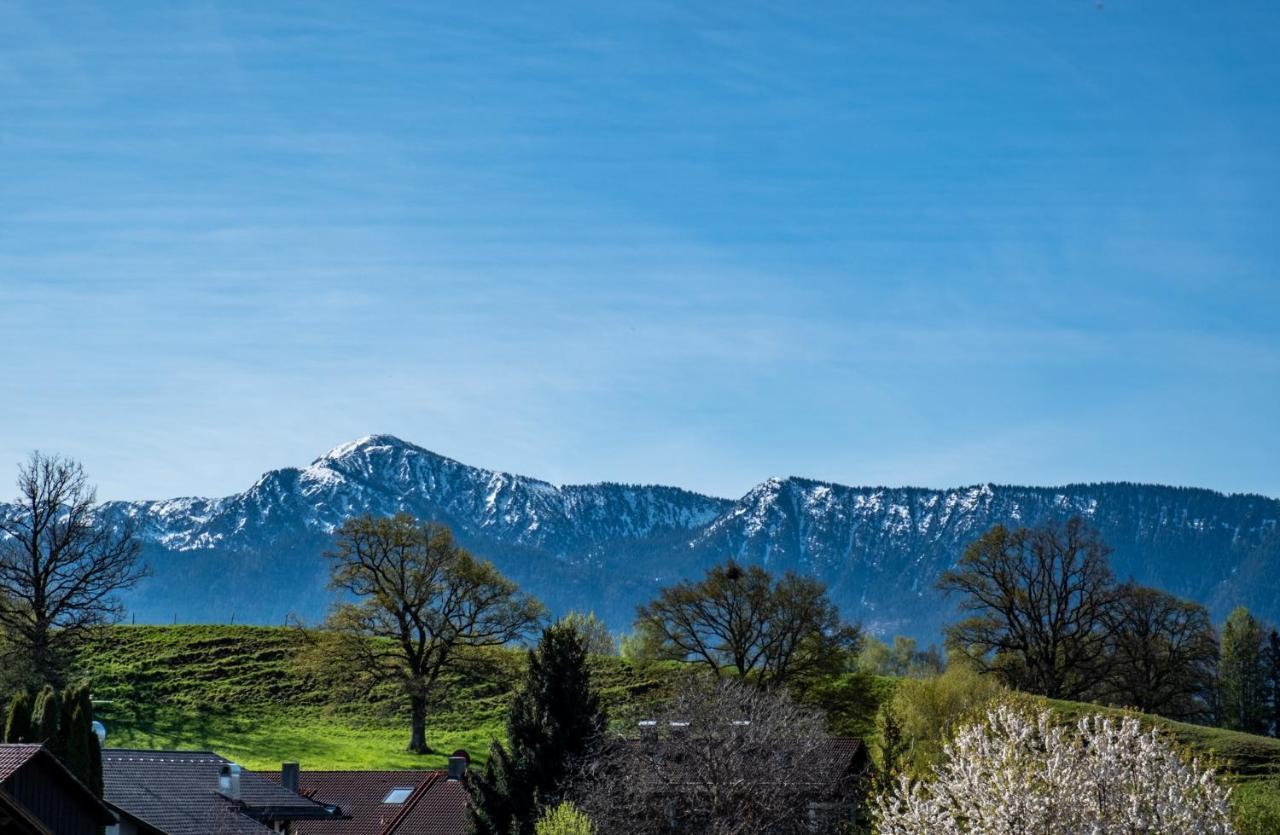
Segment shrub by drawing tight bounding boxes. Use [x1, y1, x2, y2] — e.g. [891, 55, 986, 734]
[875, 705, 1234, 834]
[1229, 778, 1280, 835]
[535, 802, 596, 835]
[880, 664, 1005, 776]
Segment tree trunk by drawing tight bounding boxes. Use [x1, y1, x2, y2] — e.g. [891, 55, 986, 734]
[408, 693, 430, 754]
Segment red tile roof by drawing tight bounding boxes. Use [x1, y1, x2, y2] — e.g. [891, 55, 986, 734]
[386, 777, 469, 835]
[258, 770, 469, 835]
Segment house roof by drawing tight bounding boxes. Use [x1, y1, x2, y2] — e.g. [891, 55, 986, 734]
[0, 743, 118, 825]
[258, 769, 469, 835]
[383, 777, 468, 835]
[103, 749, 341, 835]
[821, 738, 870, 773]
[0, 745, 42, 782]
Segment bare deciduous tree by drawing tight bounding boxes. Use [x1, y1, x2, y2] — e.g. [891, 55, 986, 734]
[938, 517, 1119, 700]
[573, 678, 866, 835]
[0, 453, 145, 684]
[635, 561, 860, 686]
[323, 513, 544, 753]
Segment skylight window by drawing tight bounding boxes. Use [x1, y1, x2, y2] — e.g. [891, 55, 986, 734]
[383, 787, 414, 804]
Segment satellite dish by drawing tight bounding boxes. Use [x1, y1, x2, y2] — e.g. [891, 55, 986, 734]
[92, 721, 106, 744]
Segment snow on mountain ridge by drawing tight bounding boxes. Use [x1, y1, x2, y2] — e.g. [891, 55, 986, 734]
[15, 435, 1277, 640]
[96, 435, 731, 554]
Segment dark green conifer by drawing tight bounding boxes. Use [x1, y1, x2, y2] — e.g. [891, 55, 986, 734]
[3, 691, 32, 743]
[59, 681, 93, 747]
[30, 685, 60, 751]
[468, 622, 607, 835]
[86, 725, 104, 797]
[61, 702, 94, 790]
[1268, 629, 1280, 738]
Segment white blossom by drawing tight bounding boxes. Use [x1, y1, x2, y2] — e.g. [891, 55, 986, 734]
[874, 705, 1234, 834]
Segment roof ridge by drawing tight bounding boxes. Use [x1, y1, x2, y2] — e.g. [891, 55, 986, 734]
[104, 748, 221, 754]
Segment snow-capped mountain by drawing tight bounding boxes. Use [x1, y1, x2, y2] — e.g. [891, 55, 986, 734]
[103, 434, 728, 556]
[71, 435, 1280, 641]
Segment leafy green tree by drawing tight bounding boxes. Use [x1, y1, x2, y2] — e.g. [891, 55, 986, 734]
[888, 636, 919, 677]
[30, 685, 59, 751]
[881, 664, 1008, 777]
[938, 517, 1119, 700]
[857, 635, 891, 675]
[635, 559, 860, 686]
[3, 690, 32, 743]
[1220, 606, 1269, 733]
[617, 621, 668, 664]
[535, 802, 596, 835]
[322, 514, 544, 753]
[469, 623, 607, 835]
[559, 612, 616, 656]
[1102, 584, 1219, 722]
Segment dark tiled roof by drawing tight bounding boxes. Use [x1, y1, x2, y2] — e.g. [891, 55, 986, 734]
[386, 777, 469, 835]
[0, 743, 118, 825]
[0, 745, 43, 782]
[821, 738, 870, 772]
[258, 770, 469, 835]
[104, 749, 339, 835]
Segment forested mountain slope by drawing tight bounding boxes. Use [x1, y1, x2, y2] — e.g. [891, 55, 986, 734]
[60, 434, 1280, 641]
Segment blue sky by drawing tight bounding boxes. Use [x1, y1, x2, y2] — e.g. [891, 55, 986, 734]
[2, 1, 1278, 502]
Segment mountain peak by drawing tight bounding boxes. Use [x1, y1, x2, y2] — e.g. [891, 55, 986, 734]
[319, 434, 418, 461]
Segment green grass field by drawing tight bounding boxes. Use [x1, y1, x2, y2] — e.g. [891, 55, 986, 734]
[76, 625, 680, 770]
[75, 625, 1280, 830]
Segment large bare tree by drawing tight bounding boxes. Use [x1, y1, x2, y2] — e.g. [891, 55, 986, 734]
[323, 514, 544, 753]
[938, 516, 1119, 700]
[634, 560, 859, 686]
[0, 453, 146, 685]
[573, 678, 866, 835]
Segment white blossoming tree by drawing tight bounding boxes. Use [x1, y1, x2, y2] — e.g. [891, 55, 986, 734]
[875, 705, 1234, 834]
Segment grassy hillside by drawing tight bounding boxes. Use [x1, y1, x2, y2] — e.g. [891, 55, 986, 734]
[76, 626, 1280, 829]
[77, 625, 680, 770]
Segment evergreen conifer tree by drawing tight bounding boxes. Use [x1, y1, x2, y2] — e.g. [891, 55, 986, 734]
[62, 701, 93, 790]
[60, 682, 93, 742]
[30, 685, 60, 751]
[3, 691, 32, 743]
[53, 681, 103, 795]
[86, 723, 104, 797]
[468, 622, 606, 835]
[1268, 629, 1280, 738]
